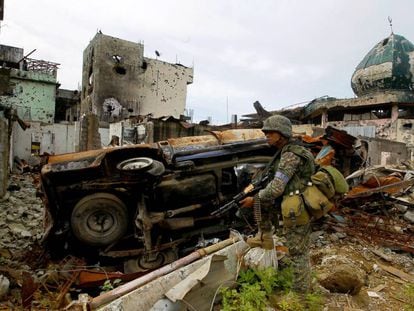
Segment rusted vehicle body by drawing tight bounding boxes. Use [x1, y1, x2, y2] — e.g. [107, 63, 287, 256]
[40, 129, 273, 271]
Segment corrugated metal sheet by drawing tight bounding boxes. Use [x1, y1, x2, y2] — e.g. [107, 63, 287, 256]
[342, 126, 376, 138]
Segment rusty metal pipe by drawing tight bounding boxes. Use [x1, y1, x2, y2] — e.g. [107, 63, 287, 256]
[165, 203, 204, 218]
[89, 235, 239, 310]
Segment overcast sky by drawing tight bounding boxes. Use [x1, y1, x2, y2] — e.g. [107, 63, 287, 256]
[1, 0, 414, 124]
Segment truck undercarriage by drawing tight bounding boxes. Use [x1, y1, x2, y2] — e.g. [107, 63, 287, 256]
[40, 129, 273, 271]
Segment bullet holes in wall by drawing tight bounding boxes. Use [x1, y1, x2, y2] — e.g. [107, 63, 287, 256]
[114, 66, 127, 75]
[403, 123, 413, 130]
[111, 54, 127, 75]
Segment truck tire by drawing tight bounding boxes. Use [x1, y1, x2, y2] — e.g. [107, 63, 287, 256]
[71, 193, 128, 247]
[117, 157, 165, 178]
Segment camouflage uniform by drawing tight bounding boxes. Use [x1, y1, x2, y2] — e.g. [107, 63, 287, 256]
[254, 115, 315, 292]
[255, 143, 314, 292]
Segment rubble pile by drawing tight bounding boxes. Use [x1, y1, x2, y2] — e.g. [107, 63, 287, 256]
[335, 164, 414, 253]
[0, 174, 44, 252]
[0, 173, 47, 308]
[0, 161, 414, 309]
[311, 242, 414, 310]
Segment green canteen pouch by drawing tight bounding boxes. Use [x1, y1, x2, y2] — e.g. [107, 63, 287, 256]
[281, 193, 310, 227]
[302, 185, 334, 219]
[311, 170, 335, 199]
[320, 165, 349, 194]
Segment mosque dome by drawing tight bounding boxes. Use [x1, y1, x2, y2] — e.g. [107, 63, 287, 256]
[351, 33, 414, 96]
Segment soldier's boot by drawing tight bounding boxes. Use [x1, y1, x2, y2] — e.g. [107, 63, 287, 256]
[246, 229, 274, 250]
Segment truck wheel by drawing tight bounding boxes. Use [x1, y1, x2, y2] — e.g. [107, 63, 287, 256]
[146, 160, 165, 176]
[117, 157, 165, 178]
[71, 193, 128, 247]
[116, 157, 154, 172]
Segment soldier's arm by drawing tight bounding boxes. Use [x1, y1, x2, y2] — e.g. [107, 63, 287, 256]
[258, 151, 301, 202]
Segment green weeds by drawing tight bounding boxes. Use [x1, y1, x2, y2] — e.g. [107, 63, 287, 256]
[220, 267, 324, 311]
[403, 283, 414, 311]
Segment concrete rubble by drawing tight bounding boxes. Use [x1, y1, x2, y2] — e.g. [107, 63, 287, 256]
[0, 174, 44, 251]
[0, 126, 414, 309]
[0, 164, 412, 309]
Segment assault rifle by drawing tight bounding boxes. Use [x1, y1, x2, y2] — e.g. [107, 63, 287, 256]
[211, 148, 282, 217]
[211, 174, 270, 216]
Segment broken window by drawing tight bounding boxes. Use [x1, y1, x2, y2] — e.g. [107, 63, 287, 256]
[111, 54, 127, 75]
[308, 115, 322, 125]
[329, 106, 391, 121]
[87, 49, 95, 91]
[114, 66, 127, 75]
[328, 110, 345, 122]
[371, 108, 390, 119]
[88, 72, 93, 85]
[398, 106, 414, 119]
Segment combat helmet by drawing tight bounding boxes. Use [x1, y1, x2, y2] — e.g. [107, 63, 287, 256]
[262, 115, 292, 138]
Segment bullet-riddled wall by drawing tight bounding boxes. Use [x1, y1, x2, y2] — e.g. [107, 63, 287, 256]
[0, 44, 58, 124]
[4, 69, 57, 123]
[81, 33, 193, 122]
[141, 59, 193, 118]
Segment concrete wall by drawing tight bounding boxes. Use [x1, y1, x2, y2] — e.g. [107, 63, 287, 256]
[81, 33, 193, 121]
[292, 124, 314, 136]
[0, 118, 8, 198]
[327, 119, 394, 140]
[11, 122, 80, 161]
[109, 121, 123, 145]
[79, 114, 101, 151]
[81, 33, 144, 120]
[140, 59, 193, 118]
[362, 136, 408, 166]
[99, 127, 110, 147]
[0, 69, 57, 124]
[0, 45, 23, 64]
[396, 118, 414, 148]
[325, 117, 414, 151]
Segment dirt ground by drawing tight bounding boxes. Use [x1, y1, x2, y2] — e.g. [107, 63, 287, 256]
[0, 173, 413, 310]
[310, 233, 414, 310]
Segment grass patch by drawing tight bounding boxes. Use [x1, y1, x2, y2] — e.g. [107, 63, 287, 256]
[220, 267, 324, 311]
[403, 283, 414, 311]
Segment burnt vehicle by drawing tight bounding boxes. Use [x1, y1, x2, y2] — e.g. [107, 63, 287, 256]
[40, 129, 274, 271]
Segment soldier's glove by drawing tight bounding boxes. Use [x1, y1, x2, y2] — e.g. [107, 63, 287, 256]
[240, 196, 254, 208]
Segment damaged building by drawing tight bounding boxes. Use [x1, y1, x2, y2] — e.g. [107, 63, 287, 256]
[246, 32, 414, 165]
[0, 44, 81, 162]
[81, 33, 193, 121]
[80, 33, 195, 150]
[0, 32, 199, 171]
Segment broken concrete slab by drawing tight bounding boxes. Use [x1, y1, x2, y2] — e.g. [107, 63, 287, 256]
[403, 210, 414, 223]
[96, 240, 248, 311]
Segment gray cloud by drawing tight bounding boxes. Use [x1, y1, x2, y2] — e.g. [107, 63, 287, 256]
[1, 0, 413, 124]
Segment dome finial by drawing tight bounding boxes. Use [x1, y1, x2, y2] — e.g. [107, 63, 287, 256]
[388, 16, 393, 34]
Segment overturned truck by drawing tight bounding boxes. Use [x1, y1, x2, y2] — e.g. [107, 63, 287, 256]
[40, 129, 274, 271]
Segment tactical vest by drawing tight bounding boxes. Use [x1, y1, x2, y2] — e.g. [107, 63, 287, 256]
[270, 143, 315, 195]
[274, 143, 315, 227]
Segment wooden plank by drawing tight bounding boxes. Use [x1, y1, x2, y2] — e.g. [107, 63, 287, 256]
[378, 263, 414, 283]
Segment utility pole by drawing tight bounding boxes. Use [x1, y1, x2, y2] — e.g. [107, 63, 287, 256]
[226, 96, 229, 123]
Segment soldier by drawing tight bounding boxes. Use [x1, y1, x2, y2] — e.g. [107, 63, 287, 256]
[240, 114, 315, 292]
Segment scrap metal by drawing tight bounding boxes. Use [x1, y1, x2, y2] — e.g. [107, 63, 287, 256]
[330, 203, 414, 253]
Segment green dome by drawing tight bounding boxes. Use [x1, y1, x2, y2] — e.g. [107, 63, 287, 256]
[351, 33, 414, 96]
